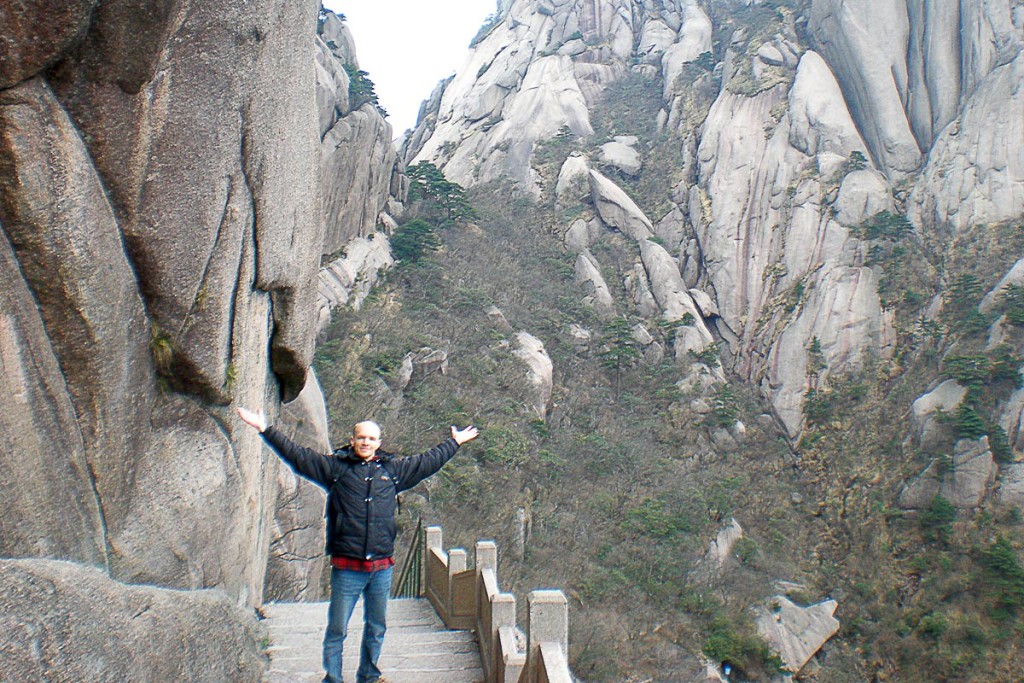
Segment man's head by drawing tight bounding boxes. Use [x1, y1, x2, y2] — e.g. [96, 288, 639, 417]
[350, 420, 382, 460]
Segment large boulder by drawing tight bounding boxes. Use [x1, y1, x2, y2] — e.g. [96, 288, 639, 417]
[0, 0, 95, 88]
[512, 331, 554, 420]
[0, 559, 265, 682]
[756, 596, 840, 675]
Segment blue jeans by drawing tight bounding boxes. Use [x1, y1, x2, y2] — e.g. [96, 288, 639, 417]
[323, 566, 392, 683]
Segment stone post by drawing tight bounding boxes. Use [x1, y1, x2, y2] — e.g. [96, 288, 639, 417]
[526, 590, 568, 683]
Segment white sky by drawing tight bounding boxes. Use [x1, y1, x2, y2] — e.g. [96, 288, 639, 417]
[321, 1, 497, 138]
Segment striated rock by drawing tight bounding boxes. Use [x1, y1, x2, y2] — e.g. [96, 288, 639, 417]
[0, 77, 155, 546]
[266, 370, 332, 602]
[512, 331, 554, 420]
[661, 3, 713, 99]
[0, 559, 265, 682]
[0, 228, 106, 566]
[756, 596, 839, 675]
[639, 239, 713, 341]
[787, 51, 870, 163]
[807, 0, 922, 175]
[909, 51, 1024, 233]
[50, 0, 323, 402]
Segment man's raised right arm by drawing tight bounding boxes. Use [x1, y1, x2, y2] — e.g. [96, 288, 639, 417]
[237, 406, 335, 487]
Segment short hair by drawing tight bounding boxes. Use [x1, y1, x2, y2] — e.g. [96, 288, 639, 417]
[352, 420, 382, 438]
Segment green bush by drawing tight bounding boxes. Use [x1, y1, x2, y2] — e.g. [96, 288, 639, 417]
[390, 219, 440, 264]
[979, 536, 1024, 619]
[953, 403, 986, 440]
[920, 495, 956, 544]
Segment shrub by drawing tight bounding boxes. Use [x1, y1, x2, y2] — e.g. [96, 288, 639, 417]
[920, 495, 956, 544]
[390, 219, 440, 264]
[979, 536, 1024, 619]
[1001, 284, 1024, 326]
[953, 403, 987, 440]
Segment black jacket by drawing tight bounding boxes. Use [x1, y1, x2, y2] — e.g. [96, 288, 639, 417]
[262, 426, 459, 560]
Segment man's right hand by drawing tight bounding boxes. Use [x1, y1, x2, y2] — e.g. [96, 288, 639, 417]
[237, 406, 267, 433]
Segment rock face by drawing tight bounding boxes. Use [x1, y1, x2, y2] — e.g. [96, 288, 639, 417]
[0, 1, 404, 675]
[756, 596, 840, 675]
[0, 559, 265, 682]
[317, 13, 406, 255]
[512, 331, 554, 420]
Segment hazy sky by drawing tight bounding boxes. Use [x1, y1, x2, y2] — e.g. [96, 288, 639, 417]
[322, 1, 497, 137]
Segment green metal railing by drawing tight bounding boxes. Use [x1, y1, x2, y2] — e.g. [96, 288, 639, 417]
[392, 518, 425, 598]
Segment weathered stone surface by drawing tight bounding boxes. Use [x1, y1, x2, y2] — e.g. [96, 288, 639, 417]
[0, 77, 154, 538]
[589, 170, 653, 240]
[598, 136, 642, 176]
[624, 262, 661, 318]
[0, 0, 95, 88]
[911, 379, 967, 452]
[555, 153, 591, 208]
[787, 51, 870, 162]
[0, 559, 265, 682]
[50, 0, 323, 401]
[997, 463, 1024, 508]
[943, 437, 997, 509]
[575, 251, 615, 314]
[661, 3, 713, 99]
[564, 217, 595, 253]
[909, 50, 1024, 233]
[512, 331, 553, 420]
[980, 257, 1024, 314]
[639, 239, 712, 343]
[807, 0, 922, 175]
[756, 596, 839, 675]
[109, 394, 254, 597]
[706, 518, 743, 568]
[833, 169, 892, 226]
[321, 104, 400, 255]
[0, 228, 105, 566]
[317, 234, 394, 337]
[898, 460, 942, 510]
[266, 370, 331, 602]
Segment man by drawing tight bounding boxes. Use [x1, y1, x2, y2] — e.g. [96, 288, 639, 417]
[237, 405, 478, 683]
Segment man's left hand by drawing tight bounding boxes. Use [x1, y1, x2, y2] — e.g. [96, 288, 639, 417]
[451, 425, 479, 445]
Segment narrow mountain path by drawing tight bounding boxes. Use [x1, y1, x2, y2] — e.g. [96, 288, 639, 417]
[261, 599, 484, 682]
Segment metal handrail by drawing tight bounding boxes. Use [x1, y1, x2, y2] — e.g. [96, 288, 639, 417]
[392, 518, 425, 598]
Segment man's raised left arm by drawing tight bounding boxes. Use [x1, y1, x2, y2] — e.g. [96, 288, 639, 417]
[392, 425, 479, 492]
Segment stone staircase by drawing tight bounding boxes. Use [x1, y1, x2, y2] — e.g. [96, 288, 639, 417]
[261, 599, 484, 683]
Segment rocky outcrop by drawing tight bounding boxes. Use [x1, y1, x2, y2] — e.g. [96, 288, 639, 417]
[317, 234, 395, 337]
[756, 596, 840, 675]
[0, 559, 265, 682]
[899, 437, 998, 509]
[0, 0, 400, 633]
[512, 331, 554, 420]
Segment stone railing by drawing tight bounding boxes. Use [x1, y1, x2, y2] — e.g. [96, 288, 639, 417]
[422, 525, 573, 683]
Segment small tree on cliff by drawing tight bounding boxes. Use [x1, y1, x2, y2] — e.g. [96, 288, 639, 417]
[406, 161, 476, 224]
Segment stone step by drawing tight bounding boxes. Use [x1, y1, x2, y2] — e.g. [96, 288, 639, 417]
[261, 598, 484, 683]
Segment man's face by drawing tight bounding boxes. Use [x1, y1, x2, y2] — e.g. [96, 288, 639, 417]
[350, 422, 382, 460]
